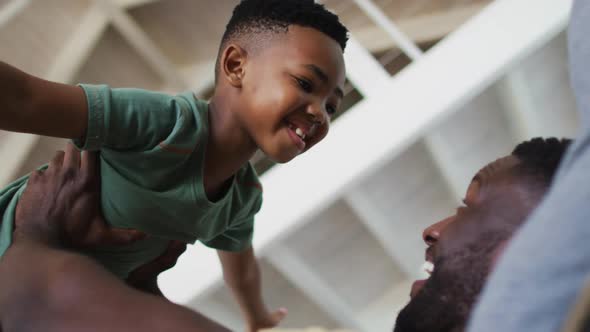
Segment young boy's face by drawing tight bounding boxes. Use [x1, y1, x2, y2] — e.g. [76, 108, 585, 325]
[235, 25, 346, 163]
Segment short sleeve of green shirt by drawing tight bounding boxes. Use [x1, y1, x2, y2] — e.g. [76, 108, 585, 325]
[202, 217, 254, 252]
[75, 84, 192, 152]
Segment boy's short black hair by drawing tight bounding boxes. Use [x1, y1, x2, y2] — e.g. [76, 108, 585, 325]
[215, 0, 348, 80]
[511, 137, 572, 186]
[223, 0, 348, 51]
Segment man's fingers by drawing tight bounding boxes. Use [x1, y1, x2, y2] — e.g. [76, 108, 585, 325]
[98, 228, 147, 246]
[141, 240, 187, 272]
[127, 240, 186, 285]
[80, 150, 98, 178]
[165, 240, 187, 257]
[28, 169, 44, 182]
[157, 240, 187, 269]
[63, 143, 80, 170]
[48, 150, 65, 169]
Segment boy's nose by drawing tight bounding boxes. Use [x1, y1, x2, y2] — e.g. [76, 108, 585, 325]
[306, 102, 327, 125]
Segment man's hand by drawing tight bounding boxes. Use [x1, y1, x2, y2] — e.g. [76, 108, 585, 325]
[14, 143, 145, 247]
[127, 240, 187, 296]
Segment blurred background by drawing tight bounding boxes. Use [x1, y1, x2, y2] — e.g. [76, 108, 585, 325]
[0, 0, 576, 331]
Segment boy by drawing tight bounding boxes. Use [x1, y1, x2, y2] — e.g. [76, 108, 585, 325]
[0, 0, 348, 330]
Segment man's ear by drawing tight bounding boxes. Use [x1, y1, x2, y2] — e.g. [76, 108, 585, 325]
[219, 44, 248, 88]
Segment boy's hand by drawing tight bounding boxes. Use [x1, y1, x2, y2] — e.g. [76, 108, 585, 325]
[127, 240, 187, 295]
[14, 143, 145, 247]
[248, 307, 288, 332]
[218, 247, 287, 332]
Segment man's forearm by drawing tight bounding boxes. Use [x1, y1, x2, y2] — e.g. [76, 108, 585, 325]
[0, 240, 230, 332]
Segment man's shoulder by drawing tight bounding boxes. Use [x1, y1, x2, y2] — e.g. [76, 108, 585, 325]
[569, 0, 590, 124]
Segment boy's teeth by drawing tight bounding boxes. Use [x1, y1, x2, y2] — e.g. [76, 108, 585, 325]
[295, 127, 306, 139]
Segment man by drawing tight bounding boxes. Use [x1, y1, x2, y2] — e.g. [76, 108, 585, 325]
[394, 137, 571, 332]
[467, 1, 590, 331]
[0, 145, 231, 332]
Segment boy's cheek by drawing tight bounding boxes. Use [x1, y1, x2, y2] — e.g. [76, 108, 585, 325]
[317, 125, 329, 142]
[306, 127, 329, 151]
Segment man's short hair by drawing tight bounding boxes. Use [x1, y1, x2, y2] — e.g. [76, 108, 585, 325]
[511, 137, 572, 186]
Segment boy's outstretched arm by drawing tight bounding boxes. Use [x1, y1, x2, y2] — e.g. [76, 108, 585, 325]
[0, 61, 87, 139]
[218, 247, 287, 332]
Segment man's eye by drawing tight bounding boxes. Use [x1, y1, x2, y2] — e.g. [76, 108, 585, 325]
[456, 198, 472, 213]
[296, 78, 313, 93]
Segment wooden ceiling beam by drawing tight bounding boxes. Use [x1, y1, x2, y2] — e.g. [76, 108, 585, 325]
[0, 0, 30, 29]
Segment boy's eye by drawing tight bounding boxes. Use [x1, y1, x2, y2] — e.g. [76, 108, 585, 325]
[326, 104, 337, 116]
[296, 77, 313, 93]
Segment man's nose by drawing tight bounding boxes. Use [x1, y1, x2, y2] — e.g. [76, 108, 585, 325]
[422, 217, 453, 246]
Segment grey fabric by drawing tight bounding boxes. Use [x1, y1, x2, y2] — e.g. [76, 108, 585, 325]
[467, 1, 590, 331]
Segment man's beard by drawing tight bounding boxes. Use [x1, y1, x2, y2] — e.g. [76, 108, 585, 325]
[393, 239, 499, 332]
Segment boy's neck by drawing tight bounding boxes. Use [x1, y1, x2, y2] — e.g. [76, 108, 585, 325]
[204, 93, 257, 198]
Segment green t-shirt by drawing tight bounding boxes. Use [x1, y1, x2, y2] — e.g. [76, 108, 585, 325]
[0, 84, 263, 278]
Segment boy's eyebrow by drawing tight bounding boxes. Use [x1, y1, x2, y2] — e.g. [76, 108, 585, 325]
[304, 64, 344, 99]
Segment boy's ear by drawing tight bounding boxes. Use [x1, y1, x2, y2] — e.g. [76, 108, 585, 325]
[220, 44, 247, 88]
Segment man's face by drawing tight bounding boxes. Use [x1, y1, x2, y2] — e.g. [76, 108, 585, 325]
[394, 156, 541, 332]
[235, 25, 346, 163]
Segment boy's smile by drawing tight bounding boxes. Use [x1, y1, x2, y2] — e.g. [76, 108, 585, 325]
[234, 25, 346, 163]
[285, 121, 308, 152]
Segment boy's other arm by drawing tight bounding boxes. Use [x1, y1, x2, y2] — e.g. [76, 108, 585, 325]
[218, 247, 287, 332]
[0, 61, 87, 140]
